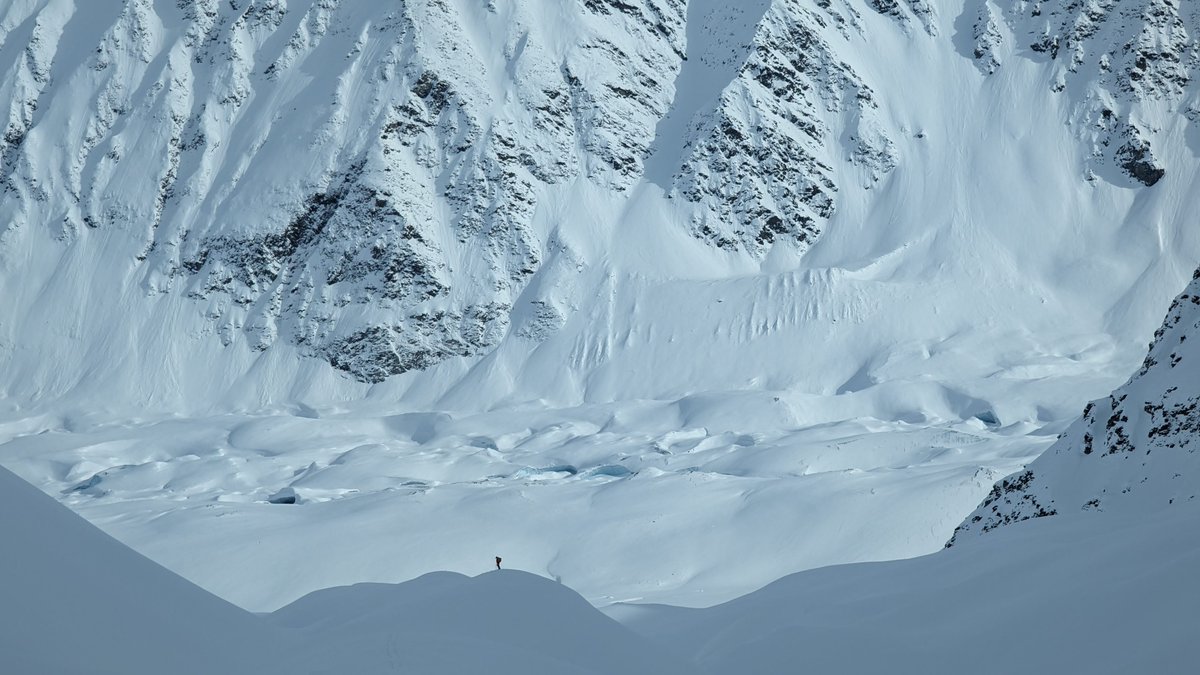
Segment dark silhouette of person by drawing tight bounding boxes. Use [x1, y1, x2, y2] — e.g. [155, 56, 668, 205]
[495, 556, 502, 570]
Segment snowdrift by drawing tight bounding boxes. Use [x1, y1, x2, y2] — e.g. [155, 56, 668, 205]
[271, 571, 685, 674]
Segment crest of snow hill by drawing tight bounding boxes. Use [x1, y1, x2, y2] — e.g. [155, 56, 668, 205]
[0, 0, 1196, 382]
[949, 267, 1200, 546]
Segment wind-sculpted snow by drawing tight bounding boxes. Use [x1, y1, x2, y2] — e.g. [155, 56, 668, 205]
[949, 267, 1200, 545]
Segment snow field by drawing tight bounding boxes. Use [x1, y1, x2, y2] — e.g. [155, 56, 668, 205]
[1, 400, 1045, 612]
[6, 461, 1197, 674]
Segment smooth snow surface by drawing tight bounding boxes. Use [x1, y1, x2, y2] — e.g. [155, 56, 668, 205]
[0, 466, 287, 675]
[614, 506, 1200, 675]
[0, 464, 686, 674]
[270, 571, 685, 675]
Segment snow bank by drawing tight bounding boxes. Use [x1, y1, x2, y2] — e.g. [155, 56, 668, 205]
[272, 571, 686, 674]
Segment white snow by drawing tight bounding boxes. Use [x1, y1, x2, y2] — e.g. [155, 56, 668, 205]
[0, 0, 1199, 671]
[6, 460, 1197, 674]
[0, 405, 1043, 611]
[0, 465, 287, 674]
[0, 463, 685, 674]
[614, 505, 1200, 674]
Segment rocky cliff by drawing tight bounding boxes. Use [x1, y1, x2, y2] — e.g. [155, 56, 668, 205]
[950, 265, 1200, 545]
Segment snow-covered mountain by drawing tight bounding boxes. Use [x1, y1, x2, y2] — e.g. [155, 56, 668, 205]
[2, 0, 1200, 639]
[1, 0, 880, 392]
[950, 264, 1200, 544]
[3, 3, 1200, 666]
[1, 0, 1198, 413]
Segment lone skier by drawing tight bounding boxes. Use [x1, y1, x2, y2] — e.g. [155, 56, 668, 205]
[495, 556, 502, 570]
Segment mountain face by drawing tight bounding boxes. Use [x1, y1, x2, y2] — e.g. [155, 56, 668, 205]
[0, 0, 900, 385]
[972, 0, 1197, 187]
[1, 0, 1199, 412]
[949, 265, 1200, 545]
[2, 0, 691, 383]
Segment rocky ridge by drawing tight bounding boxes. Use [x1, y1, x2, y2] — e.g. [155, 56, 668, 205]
[949, 265, 1200, 545]
[672, 0, 897, 254]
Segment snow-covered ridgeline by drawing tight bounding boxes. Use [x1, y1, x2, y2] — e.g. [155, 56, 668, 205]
[0, 462, 683, 675]
[950, 266, 1200, 544]
[7, 444, 1198, 675]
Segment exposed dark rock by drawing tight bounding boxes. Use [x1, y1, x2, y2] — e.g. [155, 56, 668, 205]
[1116, 138, 1165, 186]
[268, 487, 298, 504]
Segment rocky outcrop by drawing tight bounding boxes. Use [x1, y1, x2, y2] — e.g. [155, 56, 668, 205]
[969, 2, 1004, 75]
[949, 266, 1200, 546]
[976, 0, 1199, 186]
[0, 0, 685, 382]
[869, 0, 938, 36]
[672, 0, 896, 255]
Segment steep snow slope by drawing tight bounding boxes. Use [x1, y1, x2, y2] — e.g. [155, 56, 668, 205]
[0, 465, 287, 674]
[0, 0, 686, 391]
[950, 265, 1200, 543]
